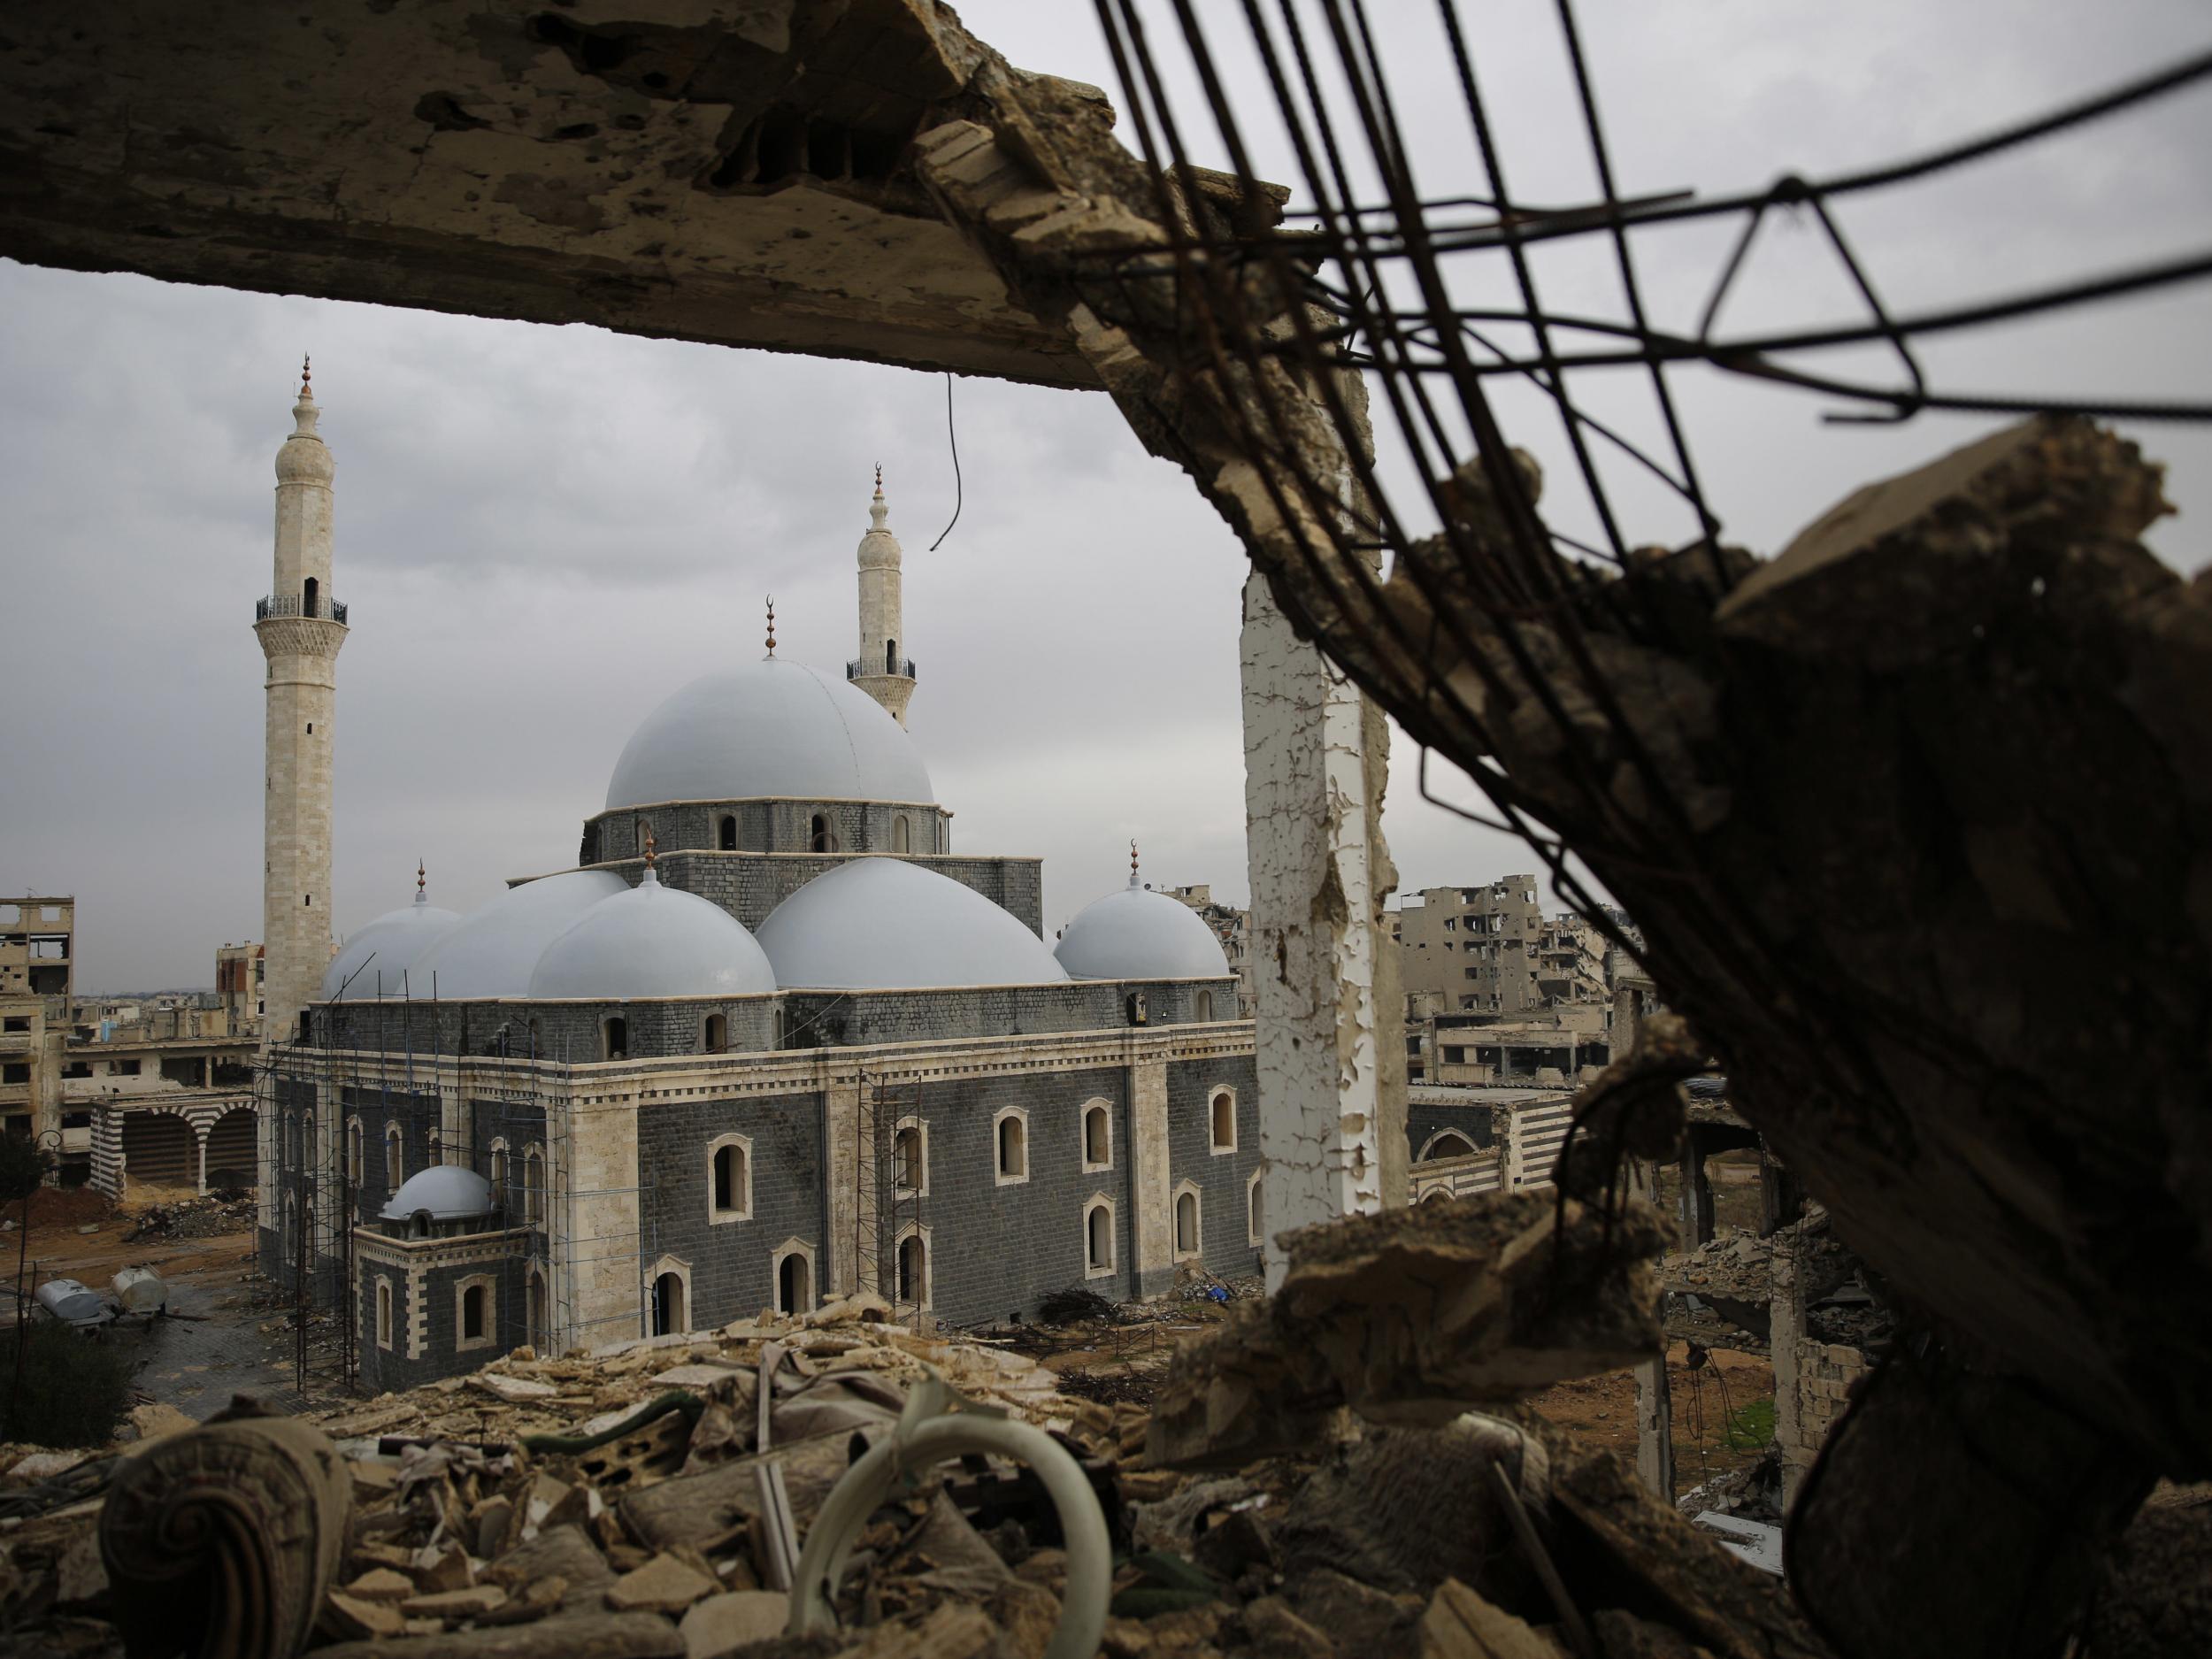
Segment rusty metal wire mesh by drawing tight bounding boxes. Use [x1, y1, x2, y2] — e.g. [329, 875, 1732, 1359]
[1083, 0, 2212, 957]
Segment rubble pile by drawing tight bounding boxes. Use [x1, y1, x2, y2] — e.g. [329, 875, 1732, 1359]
[119, 1192, 257, 1243]
[0, 1196, 1833, 1659]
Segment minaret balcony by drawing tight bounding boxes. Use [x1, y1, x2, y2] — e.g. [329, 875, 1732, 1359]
[257, 593, 348, 624]
[848, 656, 916, 680]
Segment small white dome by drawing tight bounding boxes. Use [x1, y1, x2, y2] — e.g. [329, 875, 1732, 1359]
[321, 884, 460, 1001]
[605, 658, 933, 811]
[528, 867, 777, 1000]
[757, 859, 1070, 990]
[380, 1165, 493, 1223]
[408, 870, 629, 999]
[1056, 879, 1233, 980]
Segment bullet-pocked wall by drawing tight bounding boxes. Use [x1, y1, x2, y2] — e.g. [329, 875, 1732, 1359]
[884, 1066, 1137, 1325]
[1165, 1056, 1265, 1281]
[634, 1088, 825, 1334]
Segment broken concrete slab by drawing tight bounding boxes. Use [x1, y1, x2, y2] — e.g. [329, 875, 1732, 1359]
[1148, 1191, 1663, 1467]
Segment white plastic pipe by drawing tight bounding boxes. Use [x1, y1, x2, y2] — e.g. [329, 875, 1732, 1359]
[786, 1379, 1110, 1659]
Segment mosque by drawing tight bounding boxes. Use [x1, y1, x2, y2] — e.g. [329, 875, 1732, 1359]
[251, 370, 1258, 1391]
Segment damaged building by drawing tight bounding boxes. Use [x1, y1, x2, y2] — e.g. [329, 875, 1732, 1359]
[3, 4, 2209, 1655]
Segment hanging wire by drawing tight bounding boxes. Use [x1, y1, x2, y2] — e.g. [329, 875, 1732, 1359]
[928, 373, 963, 553]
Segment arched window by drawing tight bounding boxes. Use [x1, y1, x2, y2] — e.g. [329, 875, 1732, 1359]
[384, 1125, 403, 1187]
[1125, 991, 1148, 1026]
[524, 1147, 544, 1225]
[346, 1118, 364, 1185]
[603, 1015, 627, 1060]
[1247, 1168, 1265, 1247]
[708, 1134, 751, 1222]
[718, 814, 738, 851]
[281, 1193, 298, 1269]
[1195, 988, 1214, 1022]
[1081, 1101, 1112, 1170]
[701, 1012, 727, 1054]
[810, 813, 834, 854]
[427, 1128, 442, 1166]
[1210, 1088, 1237, 1154]
[995, 1110, 1028, 1184]
[1174, 1186, 1201, 1258]
[895, 1227, 931, 1309]
[1085, 1199, 1116, 1277]
[1419, 1130, 1479, 1162]
[375, 1279, 394, 1350]
[651, 1271, 687, 1337]
[886, 637, 898, 673]
[488, 1139, 509, 1196]
[892, 1121, 926, 1196]
[775, 1243, 815, 1316]
[526, 1268, 547, 1353]
[303, 575, 319, 616]
[892, 816, 910, 854]
[462, 1283, 486, 1341]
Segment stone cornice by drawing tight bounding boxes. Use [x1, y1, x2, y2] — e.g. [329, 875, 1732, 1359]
[301, 1021, 1256, 1109]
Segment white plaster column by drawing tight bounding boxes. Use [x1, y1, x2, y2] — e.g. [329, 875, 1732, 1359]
[1126, 1056, 1173, 1297]
[1240, 572, 1403, 1288]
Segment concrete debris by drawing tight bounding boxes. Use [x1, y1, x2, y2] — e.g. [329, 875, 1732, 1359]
[1148, 1191, 1663, 1467]
[0, 1189, 1839, 1659]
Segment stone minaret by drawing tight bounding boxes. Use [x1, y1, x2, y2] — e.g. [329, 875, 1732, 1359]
[255, 359, 346, 1045]
[851, 465, 915, 726]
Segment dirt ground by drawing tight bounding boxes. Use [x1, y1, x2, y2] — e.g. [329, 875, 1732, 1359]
[2, 1185, 325, 1419]
[1525, 1342, 1775, 1495]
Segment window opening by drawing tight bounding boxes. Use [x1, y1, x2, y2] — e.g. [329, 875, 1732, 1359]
[1084, 1103, 1110, 1167]
[719, 814, 737, 851]
[1176, 1189, 1200, 1255]
[603, 1015, 627, 1059]
[996, 1113, 1026, 1180]
[1087, 1202, 1114, 1273]
[462, 1283, 486, 1341]
[702, 1012, 727, 1053]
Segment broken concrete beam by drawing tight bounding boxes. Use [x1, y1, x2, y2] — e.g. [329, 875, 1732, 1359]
[1148, 1191, 1663, 1467]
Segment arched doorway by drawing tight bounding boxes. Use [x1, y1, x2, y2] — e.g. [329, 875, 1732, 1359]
[204, 1107, 257, 1191]
[303, 575, 319, 615]
[896, 1231, 929, 1308]
[651, 1271, 686, 1336]
[778, 1249, 811, 1315]
[120, 1111, 196, 1194]
[718, 814, 737, 850]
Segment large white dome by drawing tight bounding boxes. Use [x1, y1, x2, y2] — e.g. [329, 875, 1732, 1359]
[529, 867, 777, 1000]
[320, 889, 461, 1001]
[408, 870, 628, 999]
[757, 858, 1070, 990]
[1056, 879, 1233, 981]
[604, 658, 933, 811]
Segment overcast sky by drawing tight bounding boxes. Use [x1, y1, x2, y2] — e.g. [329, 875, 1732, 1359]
[3, 1, 2207, 990]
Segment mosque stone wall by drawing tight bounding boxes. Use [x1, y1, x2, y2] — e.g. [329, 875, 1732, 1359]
[357, 1230, 528, 1393]
[891, 1065, 1137, 1325]
[635, 1089, 824, 1333]
[591, 801, 950, 864]
[311, 997, 777, 1063]
[345, 1087, 445, 1223]
[782, 979, 1239, 1048]
[1164, 1055, 1266, 1282]
[643, 849, 1042, 936]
